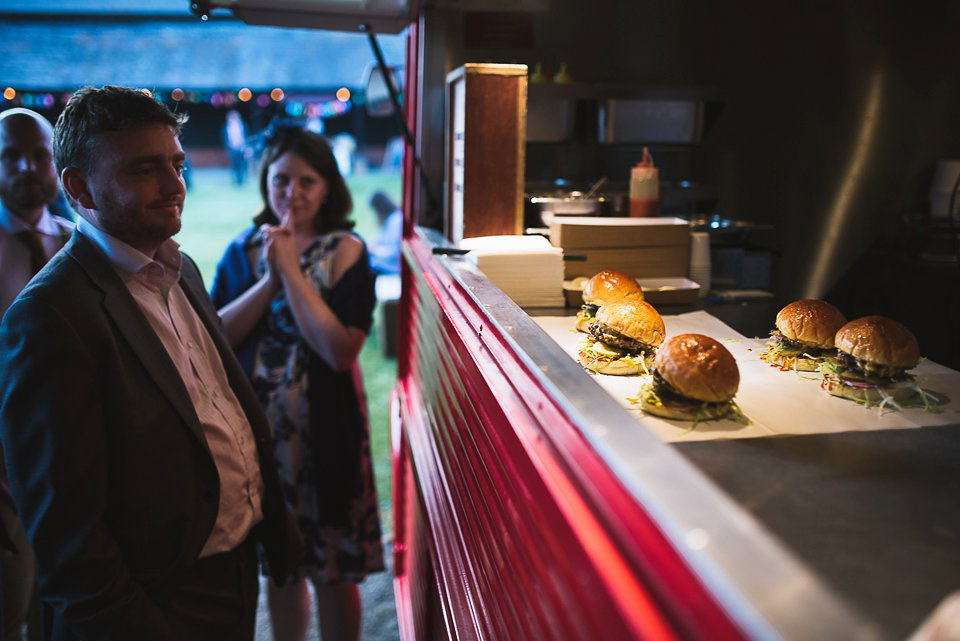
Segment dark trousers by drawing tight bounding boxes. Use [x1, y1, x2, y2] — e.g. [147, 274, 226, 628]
[161, 538, 259, 641]
[39, 539, 259, 640]
[0, 501, 41, 641]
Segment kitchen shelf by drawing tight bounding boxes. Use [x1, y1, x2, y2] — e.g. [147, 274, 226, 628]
[527, 82, 721, 102]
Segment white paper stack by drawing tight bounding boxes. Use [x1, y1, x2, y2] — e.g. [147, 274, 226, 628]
[459, 235, 565, 308]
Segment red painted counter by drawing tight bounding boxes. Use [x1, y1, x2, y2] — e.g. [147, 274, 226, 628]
[389, 228, 883, 641]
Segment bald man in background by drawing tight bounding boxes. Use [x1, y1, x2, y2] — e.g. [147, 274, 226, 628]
[0, 107, 72, 641]
[0, 109, 74, 315]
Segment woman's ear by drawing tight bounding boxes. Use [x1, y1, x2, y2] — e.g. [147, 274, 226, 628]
[60, 167, 95, 210]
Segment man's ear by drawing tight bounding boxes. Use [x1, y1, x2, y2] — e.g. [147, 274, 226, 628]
[60, 167, 94, 210]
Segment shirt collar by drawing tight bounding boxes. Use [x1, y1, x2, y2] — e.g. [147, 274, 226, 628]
[77, 217, 182, 282]
[0, 201, 59, 236]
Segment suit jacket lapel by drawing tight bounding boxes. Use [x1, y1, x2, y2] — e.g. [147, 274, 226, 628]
[177, 258, 273, 444]
[64, 232, 210, 452]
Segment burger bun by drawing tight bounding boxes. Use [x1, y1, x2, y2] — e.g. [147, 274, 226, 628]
[775, 299, 847, 349]
[594, 299, 665, 347]
[764, 348, 821, 371]
[834, 316, 920, 368]
[578, 348, 652, 376]
[637, 383, 737, 421]
[654, 334, 739, 403]
[575, 309, 595, 333]
[582, 270, 643, 306]
[821, 374, 919, 405]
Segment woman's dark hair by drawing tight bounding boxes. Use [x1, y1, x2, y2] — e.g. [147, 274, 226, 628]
[254, 124, 353, 233]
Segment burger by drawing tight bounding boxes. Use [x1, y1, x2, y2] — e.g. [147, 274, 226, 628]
[575, 269, 643, 333]
[820, 316, 921, 405]
[765, 299, 847, 371]
[637, 334, 741, 421]
[578, 299, 664, 375]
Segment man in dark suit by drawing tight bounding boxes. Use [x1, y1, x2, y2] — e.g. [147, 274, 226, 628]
[0, 86, 297, 640]
[0, 107, 72, 641]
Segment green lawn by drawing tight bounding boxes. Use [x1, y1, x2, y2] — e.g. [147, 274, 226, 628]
[176, 166, 401, 533]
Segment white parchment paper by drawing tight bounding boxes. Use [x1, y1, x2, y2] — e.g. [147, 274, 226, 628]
[533, 311, 960, 443]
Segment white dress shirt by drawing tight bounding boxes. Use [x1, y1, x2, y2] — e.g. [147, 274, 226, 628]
[0, 203, 73, 319]
[77, 218, 264, 557]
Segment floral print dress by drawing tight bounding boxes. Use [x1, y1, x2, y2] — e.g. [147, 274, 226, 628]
[248, 228, 384, 584]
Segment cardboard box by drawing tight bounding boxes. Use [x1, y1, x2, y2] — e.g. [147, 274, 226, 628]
[549, 216, 689, 249]
[550, 216, 691, 280]
[563, 247, 690, 280]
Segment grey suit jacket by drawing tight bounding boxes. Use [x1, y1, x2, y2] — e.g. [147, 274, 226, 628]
[0, 230, 293, 641]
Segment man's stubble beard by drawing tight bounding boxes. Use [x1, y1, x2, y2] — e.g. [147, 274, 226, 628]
[0, 175, 58, 213]
[97, 209, 182, 251]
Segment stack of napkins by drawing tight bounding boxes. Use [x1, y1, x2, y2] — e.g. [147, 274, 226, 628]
[459, 235, 565, 308]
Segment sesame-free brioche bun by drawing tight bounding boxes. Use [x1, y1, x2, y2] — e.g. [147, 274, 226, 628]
[575, 310, 596, 332]
[594, 300, 665, 347]
[821, 375, 919, 404]
[654, 334, 739, 403]
[578, 300, 663, 376]
[834, 316, 919, 368]
[765, 350, 820, 371]
[582, 270, 643, 306]
[775, 299, 847, 349]
[578, 350, 653, 376]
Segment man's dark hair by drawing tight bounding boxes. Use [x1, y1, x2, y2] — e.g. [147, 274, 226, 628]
[53, 85, 187, 176]
[254, 124, 353, 233]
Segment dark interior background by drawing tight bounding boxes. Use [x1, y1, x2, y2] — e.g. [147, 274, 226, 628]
[417, 0, 960, 367]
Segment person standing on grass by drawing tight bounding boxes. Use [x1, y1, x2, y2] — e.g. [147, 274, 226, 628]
[0, 85, 299, 641]
[0, 106, 73, 641]
[211, 124, 384, 641]
[367, 190, 401, 276]
[223, 110, 248, 186]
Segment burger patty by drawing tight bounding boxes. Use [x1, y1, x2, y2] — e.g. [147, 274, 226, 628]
[589, 323, 657, 353]
[649, 369, 725, 406]
[651, 369, 682, 398]
[836, 351, 911, 381]
[772, 331, 829, 356]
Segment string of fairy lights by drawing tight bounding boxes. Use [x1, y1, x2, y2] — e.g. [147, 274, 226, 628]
[0, 86, 358, 118]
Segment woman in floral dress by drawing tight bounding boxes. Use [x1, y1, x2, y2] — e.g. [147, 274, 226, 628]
[211, 125, 383, 641]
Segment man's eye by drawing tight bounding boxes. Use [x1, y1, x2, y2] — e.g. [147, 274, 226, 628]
[174, 164, 185, 176]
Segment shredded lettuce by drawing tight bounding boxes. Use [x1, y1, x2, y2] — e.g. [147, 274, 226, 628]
[630, 383, 750, 428]
[820, 361, 942, 414]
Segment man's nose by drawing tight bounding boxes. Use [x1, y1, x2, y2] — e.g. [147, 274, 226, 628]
[162, 166, 186, 195]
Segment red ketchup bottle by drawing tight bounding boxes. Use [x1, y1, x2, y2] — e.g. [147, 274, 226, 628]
[629, 147, 659, 217]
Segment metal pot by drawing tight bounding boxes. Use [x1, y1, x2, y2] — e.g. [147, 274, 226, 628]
[525, 190, 602, 228]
